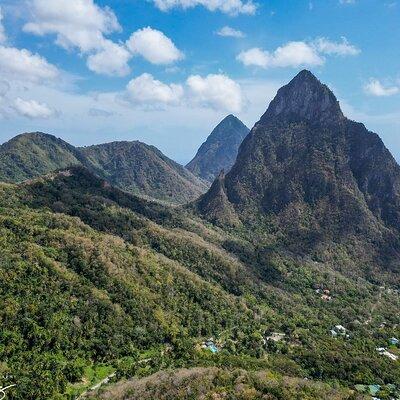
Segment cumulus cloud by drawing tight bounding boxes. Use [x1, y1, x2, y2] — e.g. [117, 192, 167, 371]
[237, 37, 360, 69]
[237, 42, 324, 69]
[216, 26, 245, 38]
[23, 0, 133, 76]
[127, 27, 183, 65]
[124, 73, 244, 113]
[126, 73, 184, 107]
[151, 0, 257, 15]
[314, 37, 360, 56]
[364, 79, 399, 97]
[87, 40, 131, 76]
[13, 97, 55, 119]
[186, 74, 244, 112]
[23, 0, 120, 52]
[0, 46, 59, 82]
[236, 48, 270, 68]
[23, 2, 185, 75]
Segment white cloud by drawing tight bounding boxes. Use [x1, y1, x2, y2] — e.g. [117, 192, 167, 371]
[23, 0, 132, 76]
[126, 73, 184, 107]
[0, 46, 59, 82]
[237, 38, 360, 69]
[216, 26, 245, 38]
[314, 37, 360, 56]
[0, 7, 6, 44]
[124, 72, 244, 113]
[237, 42, 324, 69]
[127, 27, 183, 65]
[364, 79, 399, 97]
[236, 47, 270, 68]
[23, 0, 120, 52]
[339, 0, 355, 4]
[87, 40, 131, 76]
[151, 0, 257, 15]
[186, 74, 244, 112]
[13, 97, 55, 119]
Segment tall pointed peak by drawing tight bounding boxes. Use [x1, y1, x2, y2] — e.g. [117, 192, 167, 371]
[217, 114, 245, 128]
[260, 70, 344, 124]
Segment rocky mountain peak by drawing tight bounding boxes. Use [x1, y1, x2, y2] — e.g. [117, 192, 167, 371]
[260, 70, 344, 124]
[186, 114, 249, 182]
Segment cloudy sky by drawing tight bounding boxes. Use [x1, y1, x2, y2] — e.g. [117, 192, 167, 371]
[0, 0, 399, 163]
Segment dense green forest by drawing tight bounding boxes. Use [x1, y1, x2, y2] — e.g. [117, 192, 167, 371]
[0, 167, 399, 399]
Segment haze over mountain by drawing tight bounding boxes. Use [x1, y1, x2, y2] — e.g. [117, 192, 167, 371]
[0, 133, 207, 204]
[197, 70, 400, 282]
[186, 115, 250, 182]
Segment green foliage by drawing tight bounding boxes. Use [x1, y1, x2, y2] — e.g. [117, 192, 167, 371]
[0, 168, 399, 399]
[0, 133, 207, 204]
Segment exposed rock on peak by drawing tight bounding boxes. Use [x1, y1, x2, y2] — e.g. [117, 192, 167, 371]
[186, 114, 249, 182]
[197, 70, 400, 281]
[260, 70, 344, 124]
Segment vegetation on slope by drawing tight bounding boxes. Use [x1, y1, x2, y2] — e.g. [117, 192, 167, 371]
[90, 368, 365, 400]
[80, 141, 208, 204]
[0, 133, 207, 204]
[0, 132, 84, 183]
[0, 166, 399, 399]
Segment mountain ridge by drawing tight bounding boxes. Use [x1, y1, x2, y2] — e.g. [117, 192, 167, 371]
[0, 132, 207, 204]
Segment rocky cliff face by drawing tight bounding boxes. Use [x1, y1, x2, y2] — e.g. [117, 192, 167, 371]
[186, 115, 249, 182]
[197, 70, 400, 277]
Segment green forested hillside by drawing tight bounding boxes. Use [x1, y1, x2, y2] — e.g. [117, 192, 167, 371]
[80, 141, 208, 204]
[0, 132, 84, 183]
[0, 167, 399, 399]
[0, 133, 207, 204]
[90, 368, 365, 400]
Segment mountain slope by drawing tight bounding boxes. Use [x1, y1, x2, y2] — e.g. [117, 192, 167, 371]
[80, 141, 208, 204]
[186, 115, 249, 182]
[0, 133, 207, 204]
[196, 70, 400, 281]
[0, 132, 84, 183]
[1, 166, 399, 399]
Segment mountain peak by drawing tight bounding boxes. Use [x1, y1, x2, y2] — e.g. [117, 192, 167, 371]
[186, 115, 249, 182]
[260, 70, 344, 124]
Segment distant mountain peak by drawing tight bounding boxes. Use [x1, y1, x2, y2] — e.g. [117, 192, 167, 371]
[186, 115, 249, 182]
[260, 69, 344, 124]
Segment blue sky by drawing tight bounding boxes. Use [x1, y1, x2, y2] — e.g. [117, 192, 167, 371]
[0, 0, 399, 164]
